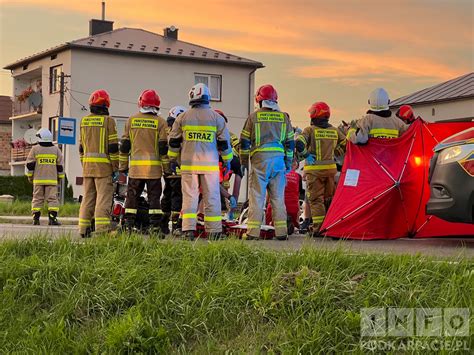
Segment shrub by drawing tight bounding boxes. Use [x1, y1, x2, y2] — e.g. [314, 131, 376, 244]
[0, 176, 74, 201]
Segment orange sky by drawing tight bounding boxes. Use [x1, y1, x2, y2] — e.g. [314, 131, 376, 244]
[1, 0, 472, 127]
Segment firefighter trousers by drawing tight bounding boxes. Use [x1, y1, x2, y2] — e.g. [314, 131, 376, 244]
[161, 176, 182, 213]
[125, 178, 162, 227]
[79, 176, 114, 234]
[247, 155, 287, 238]
[305, 169, 336, 231]
[32, 185, 59, 213]
[181, 173, 221, 233]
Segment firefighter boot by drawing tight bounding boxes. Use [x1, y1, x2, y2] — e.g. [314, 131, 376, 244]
[182, 230, 195, 241]
[123, 214, 136, 233]
[81, 227, 92, 239]
[149, 214, 166, 239]
[48, 211, 61, 226]
[300, 218, 311, 234]
[171, 214, 182, 236]
[160, 212, 171, 235]
[33, 212, 41, 226]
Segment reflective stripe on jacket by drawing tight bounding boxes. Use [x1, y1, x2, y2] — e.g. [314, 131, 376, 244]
[79, 114, 119, 177]
[298, 125, 345, 171]
[240, 108, 294, 163]
[349, 113, 408, 144]
[119, 112, 168, 179]
[168, 107, 232, 174]
[26, 144, 64, 185]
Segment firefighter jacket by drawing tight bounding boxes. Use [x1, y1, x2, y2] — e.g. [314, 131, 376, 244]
[26, 143, 64, 185]
[119, 112, 168, 179]
[296, 124, 346, 172]
[349, 112, 408, 144]
[79, 114, 119, 177]
[230, 132, 240, 159]
[168, 106, 233, 174]
[240, 108, 294, 165]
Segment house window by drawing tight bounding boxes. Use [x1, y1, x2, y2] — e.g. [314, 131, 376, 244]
[194, 73, 222, 101]
[49, 116, 58, 141]
[49, 65, 62, 94]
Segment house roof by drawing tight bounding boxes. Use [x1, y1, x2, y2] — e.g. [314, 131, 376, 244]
[0, 96, 12, 122]
[3, 27, 264, 70]
[390, 72, 474, 108]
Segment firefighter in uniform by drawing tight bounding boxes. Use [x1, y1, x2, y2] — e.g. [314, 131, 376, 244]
[240, 84, 294, 240]
[119, 89, 168, 235]
[78, 89, 119, 238]
[160, 105, 186, 236]
[215, 109, 242, 217]
[349, 88, 408, 144]
[168, 83, 233, 241]
[26, 128, 64, 226]
[396, 105, 416, 125]
[296, 102, 346, 236]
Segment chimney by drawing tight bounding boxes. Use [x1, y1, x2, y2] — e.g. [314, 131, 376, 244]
[164, 26, 179, 40]
[89, 2, 114, 36]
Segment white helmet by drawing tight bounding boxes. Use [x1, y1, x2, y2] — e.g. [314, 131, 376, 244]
[189, 83, 211, 105]
[168, 105, 187, 119]
[36, 128, 53, 143]
[368, 88, 390, 111]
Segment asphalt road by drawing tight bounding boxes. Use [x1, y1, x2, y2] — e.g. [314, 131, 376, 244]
[0, 223, 472, 259]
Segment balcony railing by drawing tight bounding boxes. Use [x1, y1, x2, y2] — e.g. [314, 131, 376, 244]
[12, 98, 42, 117]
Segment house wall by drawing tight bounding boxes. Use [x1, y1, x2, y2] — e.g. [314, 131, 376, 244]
[10, 50, 72, 176]
[392, 98, 474, 123]
[0, 123, 12, 175]
[67, 49, 257, 198]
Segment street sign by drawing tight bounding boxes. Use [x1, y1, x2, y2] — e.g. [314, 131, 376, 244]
[58, 117, 76, 145]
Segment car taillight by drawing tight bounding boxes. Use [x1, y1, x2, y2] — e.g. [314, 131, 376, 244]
[460, 159, 474, 176]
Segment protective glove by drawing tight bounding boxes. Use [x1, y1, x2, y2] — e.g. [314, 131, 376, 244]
[285, 158, 292, 173]
[306, 154, 316, 165]
[112, 171, 119, 182]
[229, 195, 238, 210]
[170, 161, 179, 175]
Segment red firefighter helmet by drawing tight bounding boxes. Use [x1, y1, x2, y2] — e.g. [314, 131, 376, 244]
[89, 89, 110, 108]
[396, 105, 415, 123]
[255, 84, 278, 103]
[138, 89, 161, 108]
[308, 101, 331, 120]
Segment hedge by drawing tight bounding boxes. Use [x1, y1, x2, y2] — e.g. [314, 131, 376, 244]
[0, 176, 74, 201]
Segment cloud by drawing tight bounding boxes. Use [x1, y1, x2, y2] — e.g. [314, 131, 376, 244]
[4, 0, 472, 84]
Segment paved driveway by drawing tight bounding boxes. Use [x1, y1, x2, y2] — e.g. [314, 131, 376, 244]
[0, 223, 472, 258]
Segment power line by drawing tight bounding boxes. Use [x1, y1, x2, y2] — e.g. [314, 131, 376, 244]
[69, 88, 248, 120]
[65, 87, 87, 111]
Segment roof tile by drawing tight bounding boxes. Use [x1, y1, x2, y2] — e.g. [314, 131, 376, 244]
[391, 72, 474, 107]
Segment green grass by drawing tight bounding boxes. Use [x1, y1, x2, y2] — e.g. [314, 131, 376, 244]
[0, 237, 472, 353]
[0, 201, 79, 217]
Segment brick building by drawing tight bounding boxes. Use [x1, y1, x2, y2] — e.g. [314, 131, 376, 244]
[0, 96, 12, 175]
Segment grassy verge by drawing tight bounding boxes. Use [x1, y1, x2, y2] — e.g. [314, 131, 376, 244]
[0, 237, 472, 353]
[0, 201, 79, 217]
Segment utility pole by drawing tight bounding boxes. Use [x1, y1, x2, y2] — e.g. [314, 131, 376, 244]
[58, 72, 71, 205]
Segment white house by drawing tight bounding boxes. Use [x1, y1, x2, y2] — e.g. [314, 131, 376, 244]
[4, 18, 263, 198]
[390, 72, 474, 122]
